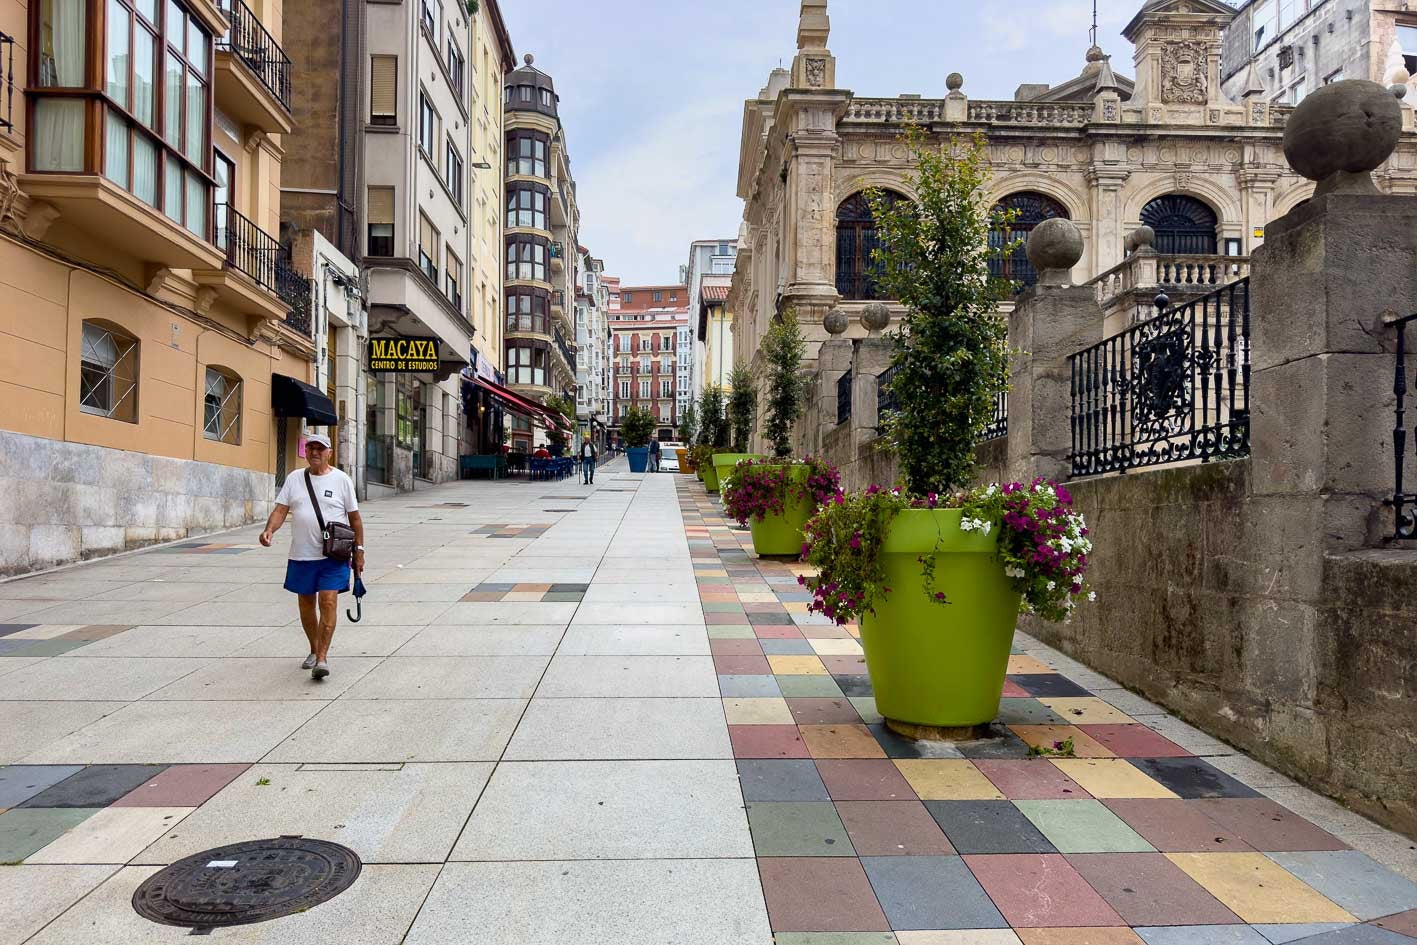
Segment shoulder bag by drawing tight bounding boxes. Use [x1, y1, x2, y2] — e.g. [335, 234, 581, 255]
[304, 470, 356, 563]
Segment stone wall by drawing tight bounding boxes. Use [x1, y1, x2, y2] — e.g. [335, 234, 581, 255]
[0, 431, 274, 577]
[1027, 461, 1417, 837]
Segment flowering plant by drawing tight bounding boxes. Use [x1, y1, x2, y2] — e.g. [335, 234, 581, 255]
[800, 479, 1093, 625]
[721, 457, 841, 528]
[687, 443, 715, 472]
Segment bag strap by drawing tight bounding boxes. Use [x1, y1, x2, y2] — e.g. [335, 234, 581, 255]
[303, 470, 328, 535]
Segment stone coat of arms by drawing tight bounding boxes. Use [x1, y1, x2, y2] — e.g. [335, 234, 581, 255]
[1162, 41, 1208, 104]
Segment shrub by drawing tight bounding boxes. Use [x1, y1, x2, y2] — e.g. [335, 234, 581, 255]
[620, 406, 655, 448]
[761, 314, 807, 457]
[721, 457, 841, 528]
[678, 403, 698, 445]
[727, 363, 757, 453]
[696, 385, 729, 448]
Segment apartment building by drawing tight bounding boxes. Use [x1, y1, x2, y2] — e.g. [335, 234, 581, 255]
[683, 238, 738, 404]
[0, 0, 321, 575]
[575, 250, 611, 446]
[609, 285, 689, 443]
[502, 53, 581, 449]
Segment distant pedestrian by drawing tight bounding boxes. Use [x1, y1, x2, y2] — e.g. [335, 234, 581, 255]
[649, 438, 661, 473]
[259, 434, 363, 679]
[580, 433, 598, 484]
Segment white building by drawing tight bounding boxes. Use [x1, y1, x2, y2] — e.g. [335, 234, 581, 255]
[684, 238, 738, 405]
[576, 251, 613, 446]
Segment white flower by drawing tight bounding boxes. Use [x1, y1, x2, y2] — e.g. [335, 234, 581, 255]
[981, 522, 992, 535]
[1004, 566, 1026, 579]
[1046, 581, 1055, 591]
[1088, 591, 1097, 602]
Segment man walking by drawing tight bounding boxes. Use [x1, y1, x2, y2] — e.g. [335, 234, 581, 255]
[649, 437, 661, 473]
[580, 433, 597, 484]
[259, 434, 363, 679]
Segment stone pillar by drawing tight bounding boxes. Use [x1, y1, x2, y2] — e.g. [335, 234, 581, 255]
[1006, 220, 1102, 484]
[1085, 165, 1129, 276]
[815, 334, 853, 453]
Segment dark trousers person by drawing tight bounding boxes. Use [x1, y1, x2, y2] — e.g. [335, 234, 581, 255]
[581, 437, 597, 484]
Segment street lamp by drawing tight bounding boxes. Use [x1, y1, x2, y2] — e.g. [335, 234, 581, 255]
[470, 160, 492, 170]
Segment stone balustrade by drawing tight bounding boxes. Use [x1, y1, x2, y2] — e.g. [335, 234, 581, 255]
[843, 98, 944, 124]
[1091, 252, 1250, 313]
[966, 100, 1094, 126]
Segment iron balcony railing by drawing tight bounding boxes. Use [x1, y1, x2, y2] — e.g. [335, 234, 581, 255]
[1070, 278, 1251, 477]
[1385, 312, 1417, 540]
[216, 0, 293, 112]
[836, 372, 852, 425]
[553, 327, 576, 369]
[877, 364, 899, 418]
[981, 389, 1008, 442]
[217, 203, 311, 335]
[0, 31, 14, 132]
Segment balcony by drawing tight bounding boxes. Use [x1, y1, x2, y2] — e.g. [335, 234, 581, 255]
[215, 0, 294, 134]
[1090, 251, 1250, 332]
[553, 327, 576, 372]
[550, 241, 565, 273]
[195, 204, 310, 330]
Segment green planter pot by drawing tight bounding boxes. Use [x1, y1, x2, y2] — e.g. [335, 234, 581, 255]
[858, 508, 1022, 728]
[711, 453, 765, 490]
[701, 462, 720, 492]
[747, 465, 816, 556]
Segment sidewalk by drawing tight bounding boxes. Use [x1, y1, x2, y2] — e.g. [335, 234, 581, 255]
[0, 461, 1413, 944]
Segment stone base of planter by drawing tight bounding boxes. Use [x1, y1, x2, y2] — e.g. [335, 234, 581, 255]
[885, 718, 994, 743]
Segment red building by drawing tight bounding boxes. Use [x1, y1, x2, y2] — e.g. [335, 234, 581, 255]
[609, 284, 689, 442]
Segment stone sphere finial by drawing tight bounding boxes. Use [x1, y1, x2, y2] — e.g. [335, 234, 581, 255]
[524, 53, 535, 66]
[946, 72, 964, 93]
[860, 302, 892, 335]
[1025, 218, 1084, 286]
[823, 307, 849, 336]
[1154, 291, 1171, 312]
[1391, 68, 1411, 101]
[1283, 79, 1402, 198]
[1123, 231, 1137, 254]
[1133, 225, 1156, 252]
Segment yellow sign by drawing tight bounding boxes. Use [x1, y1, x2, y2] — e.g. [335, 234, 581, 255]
[1253, 227, 1264, 239]
[369, 337, 441, 373]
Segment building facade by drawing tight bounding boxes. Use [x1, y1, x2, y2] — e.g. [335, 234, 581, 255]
[730, 0, 1417, 409]
[575, 249, 612, 446]
[1220, 0, 1417, 107]
[683, 238, 738, 403]
[0, 0, 327, 575]
[609, 284, 689, 443]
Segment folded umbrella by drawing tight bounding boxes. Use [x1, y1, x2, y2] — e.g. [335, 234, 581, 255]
[347, 574, 367, 623]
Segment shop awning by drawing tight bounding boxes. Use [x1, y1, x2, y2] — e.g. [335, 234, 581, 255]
[468, 376, 553, 423]
[271, 373, 338, 425]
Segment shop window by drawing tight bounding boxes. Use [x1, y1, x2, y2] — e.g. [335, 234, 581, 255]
[79, 320, 140, 422]
[202, 365, 241, 444]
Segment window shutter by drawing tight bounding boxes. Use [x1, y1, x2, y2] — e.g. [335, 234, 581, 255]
[420, 214, 436, 257]
[371, 56, 397, 121]
[368, 187, 394, 225]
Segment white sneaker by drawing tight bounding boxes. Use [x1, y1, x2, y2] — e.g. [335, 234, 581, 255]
[301, 653, 317, 670]
[312, 661, 330, 680]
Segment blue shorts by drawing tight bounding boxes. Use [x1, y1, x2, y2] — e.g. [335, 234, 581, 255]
[284, 558, 351, 595]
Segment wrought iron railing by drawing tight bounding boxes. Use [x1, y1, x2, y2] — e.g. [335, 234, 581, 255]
[218, 204, 311, 333]
[836, 271, 886, 302]
[836, 372, 852, 426]
[0, 31, 14, 133]
[553, 327, 576, 369]
[1070, 278, 1251, 477]
[216, 0, 293, 112]
[877, 364, 899, 418]
[1385, 312, 1417, 539]
[981, 389, 1008, 442]
[276, 255, 312, 335]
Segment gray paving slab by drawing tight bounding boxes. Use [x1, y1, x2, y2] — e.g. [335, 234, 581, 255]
[570, 601, 705, 625]
[137, 762, 493, 864]
[0, 656, 211, 701]
[556, 624, 711, 655]
[341, 655, 548, 699]
[228, 624, 423, 658]
[1267, 851, 1417, 921]
[437, 600, 580, 625]
[0, 766, 85, 807]
[63, 625, 273, 658]
[0, 863, 119, 945]
[405, 859, 772, 945]
[537, 654, 720, 697]
[0, 808, 101, 862]
[451, 760, 752, 860]
[0, 703, 127, 764]
[266, 698, 526, 762]
[143, 656, 381, 700]
[18, 764, 167, 808]
[504, 697, 730, 760]
[393, 624, 565, 656]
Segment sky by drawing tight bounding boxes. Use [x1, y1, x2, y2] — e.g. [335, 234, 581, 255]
[498, 0, 1145, 286]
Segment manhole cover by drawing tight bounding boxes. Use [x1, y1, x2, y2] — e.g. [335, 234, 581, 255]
[132, 837, 361, 929]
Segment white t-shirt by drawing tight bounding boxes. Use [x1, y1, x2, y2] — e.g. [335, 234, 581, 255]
[274, 468, 359, 561]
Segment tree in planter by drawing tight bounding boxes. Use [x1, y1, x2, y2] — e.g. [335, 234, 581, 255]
[541, 394, 577, 452]
[868, 129, 1015, 496]
[620, 406, 656, 449]
[696, 385, 729, 449]
[761, 313, 808, 457]
[726, 363, 758, 453]
[677, 403, 698, 446]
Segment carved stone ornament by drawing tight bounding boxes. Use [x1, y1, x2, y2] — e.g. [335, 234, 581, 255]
[1103, 99, 1119, 122]
[805, 58, 826, 88]
[1161, 41, 1208, 105]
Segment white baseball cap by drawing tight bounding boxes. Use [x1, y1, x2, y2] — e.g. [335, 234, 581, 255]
[306, 433, 332, 450]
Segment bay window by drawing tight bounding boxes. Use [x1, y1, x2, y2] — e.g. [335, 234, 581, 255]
[505, 130, 548, 178]
[506, 288, 549, 334]
[507, 342, 549, 388]
[506, 183, 548, 229]
[506, 235, 548, 282]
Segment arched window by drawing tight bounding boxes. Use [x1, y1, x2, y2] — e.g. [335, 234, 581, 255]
[79, 320, 139, 422]
[1141, 195, 1219, 255]
[989, 192, 1070, 290]
[202, 366, 242, 444]
[835, 190, 903, 301]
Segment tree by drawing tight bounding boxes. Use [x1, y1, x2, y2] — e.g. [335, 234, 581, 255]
[696, 385, 729, 449]
[868, 130, 1015, 496]
[620, 406, 655, 448]
[541, 394, 576, 450]
[678, 402, 698, 445]
[727, 363, 757, 453]
[761, 313, 808, 457]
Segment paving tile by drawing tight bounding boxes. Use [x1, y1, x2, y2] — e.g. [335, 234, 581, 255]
[1001, 679, 1031, 698]
[1166, 852, 1357, 924]
[1133, 927, 1270, 944]
[712, 638, 766, 655]
[871, 726, 966, 762]
[817, 760, 919, 801]
[778, 935, 901, 945]
[923, 801, 1057, 854]
[0, 808, 101, 862]
[1191, 798, 1351, 852]
[1037, 697, 1135, 725]
[802, 725, 888, 760]
[145, 656, 380, 700]
[20, 765, 168, 808]
[964, 853, 1124, 928]
[863, 855, 1007, 931]
[0, 863, 119, 945]
[850, 697, 884, 725]
[1266, 851, 1417, 921]
[762, 638, 818, 655]
[954, 730, 1031, 760]
[758, 857, 890, 932]
[1250, 926, 1360, 944]
[1067, 851, 1243, 926]
[343, 656, 548, 699]
[835, 801, 955, 856]
[748, 802, 855, 857]
[732, 725, 811, 759]
[836, 675, 875, 697]
[394, 625, 565, 656]
[1015, 799, 1155, 853]
[1050, 759, 1180, 799]
[110, 764, 248, 807]
[1128, 758, 1263, 799]
[1077, 725, 1191, 758]
[779, 675, 848, 697]
[709, 625, 758, 639]
[789, 698, 864, 725]
[1010, 675, 1093, 698]
[974, 760, 1092, 800]
[0, 766, 84, 807]
[897, 933, 1022, 944]
[1267, 927, 1412, 944]
[739, 759, 831, 802]
[715, 653, 774, 675]
[1103, 799, 1253, 853]
[996, 699, 1071, 726]
[809, 638, 864, 656]
[270, 698, 528, 763]
[894, 760, 1006, 801]
[1009, 725, 1116, 758]
[820, 655, 870, 675]
[719, 674, 782, 697]
[1007, 655, 1056, 675]
[771, 655, 831, 676]
[26, 806, 191, 864]
[725, 697, 797, 725]
[0, 657, 211, 701]
[404, 859, 771, 945]
[1015, 932, 1144, 945]
[540, 655, 721, 698]
[1371, 909, 1417, 938]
